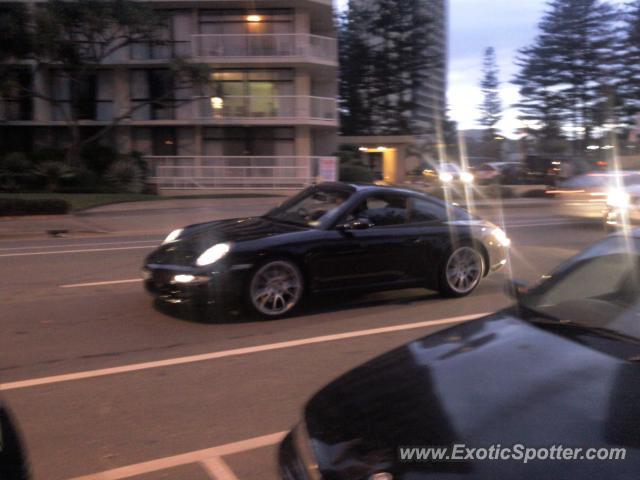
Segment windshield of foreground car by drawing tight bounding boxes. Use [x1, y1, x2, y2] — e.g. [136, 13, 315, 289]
[521, 236, 640, 341]
[264, 187, 353, 227]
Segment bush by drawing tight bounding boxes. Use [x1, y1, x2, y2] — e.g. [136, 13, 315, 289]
[0, 198, 70, 216]
[0, 152, 35, 191]
[33, 161, 76, 192]
[81, 144, 118, 176]
[29, 148, 66, 165]
[57, 168, 99, 193]
[104, 159, 143, 193]
[339, 163, 374, 183]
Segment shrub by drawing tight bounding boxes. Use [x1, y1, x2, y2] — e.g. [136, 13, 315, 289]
[0, 198, 70, 216]
[104, 159, 143, 193]
[57, 168, 99, 193]
[339, 163, 374, 183]
[29, 148, 66, 165]
[81, 144, 118, 176]
[33, 161, 76, 192]
[0, 152, 35, 191]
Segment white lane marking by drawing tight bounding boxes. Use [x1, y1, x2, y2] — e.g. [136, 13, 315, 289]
[200, 457, 240, 480]
[68, 431, 286, 480]
[0, 245, 156, 258]
[0, 312, 487, 392]
[60, 279, 142, 289]
[0, 239, 161, 252]
[506, 220, 590, 228]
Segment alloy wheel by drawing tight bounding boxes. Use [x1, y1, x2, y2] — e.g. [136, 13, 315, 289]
[445, 246, 483, 294]
[249, 260, 303, 317]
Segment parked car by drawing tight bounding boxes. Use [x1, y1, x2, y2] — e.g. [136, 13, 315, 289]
[0, 401, 30, 480]
[280, 232, 640, 479]
[143, 183, 510, 319]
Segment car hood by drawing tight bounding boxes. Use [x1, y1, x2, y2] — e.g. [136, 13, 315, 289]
[304, 311, 640, 480]
[147, 217, 307, 266]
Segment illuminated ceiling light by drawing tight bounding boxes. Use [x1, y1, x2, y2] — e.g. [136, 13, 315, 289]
[358, 147, 368, 152]
[210, 96, 224, 110]
[586, 145, 600, 150]
[376, 146, 387, 151]
[246, 14, 262, 22]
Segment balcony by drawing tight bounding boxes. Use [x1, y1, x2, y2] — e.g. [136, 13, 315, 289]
[146, 155, 337, 190]
[127, 33, 337, 64]
[193, 95, 337, 124]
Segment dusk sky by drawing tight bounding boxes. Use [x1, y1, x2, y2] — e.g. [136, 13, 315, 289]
[336, 0, 627, 138]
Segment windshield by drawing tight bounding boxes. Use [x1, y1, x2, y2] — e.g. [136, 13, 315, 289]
[265, 187, 352, 227]
[521, 236, 640, 340]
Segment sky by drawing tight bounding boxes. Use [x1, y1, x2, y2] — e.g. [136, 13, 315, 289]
[336, 0, 627, 138]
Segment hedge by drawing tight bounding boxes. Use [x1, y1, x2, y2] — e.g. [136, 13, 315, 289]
[0, 198, 70, 216]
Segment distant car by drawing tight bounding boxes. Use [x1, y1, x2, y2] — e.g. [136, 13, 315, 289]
[471, 162, 523, 185]
[280, 232, 640, 479]
[423, 163, 474, 186]
[143, 183, 509, 319]
[554, 171, 640, 221]
[604, 183, 640, 230]
[0, 401, 30, 480]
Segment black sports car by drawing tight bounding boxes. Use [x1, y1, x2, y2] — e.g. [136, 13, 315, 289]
[279, 232, 640, 479]
[143, 183, 510, 318]
[0, 401, 30, 480]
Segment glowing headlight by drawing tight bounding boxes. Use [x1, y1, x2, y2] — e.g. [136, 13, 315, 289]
[607, 190, 631, 209]
[460, 171, 474, 183]
[492, 227, 511, 247]
[439, 172, 454, 183]
[196, 242, 231, 267]
[163, 228, 183, 244]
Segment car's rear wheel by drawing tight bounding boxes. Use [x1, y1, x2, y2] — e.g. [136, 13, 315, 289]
[248, 259, 304, 319]
[439, 246, 484, 297]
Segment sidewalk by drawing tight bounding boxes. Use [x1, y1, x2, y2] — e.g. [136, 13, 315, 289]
[0, 196, 557, 240]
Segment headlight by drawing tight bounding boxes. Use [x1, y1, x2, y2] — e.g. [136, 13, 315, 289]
[460, 171, 474, 183]
[163, 228, 183, 244]
[439, 172, 454, 183]
[607, 189, 631, 209]
[196, 242, 231, 266]
[492, 227, 511, 247]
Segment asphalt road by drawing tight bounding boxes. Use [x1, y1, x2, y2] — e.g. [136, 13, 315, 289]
[0, 201, 608, 480]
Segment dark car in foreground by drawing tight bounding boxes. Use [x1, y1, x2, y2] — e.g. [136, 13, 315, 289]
[143, 183, 509, 319]
[280, 232, 640, 479]
[0, 402, 30, 480]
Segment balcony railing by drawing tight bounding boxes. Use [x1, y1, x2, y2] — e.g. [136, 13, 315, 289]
[194, 95, 337, 121]
[191, 33, 337, 62]
[146, 156, 337, 190]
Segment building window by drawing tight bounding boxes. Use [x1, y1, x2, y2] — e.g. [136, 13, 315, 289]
[203, 127, 294, 157]
[131, 10, 192, 60]
[199, 9, 293, 35]
[0, 68, 32, 121]
[51, 71, 112, 121]
[131, 69, 182, 120]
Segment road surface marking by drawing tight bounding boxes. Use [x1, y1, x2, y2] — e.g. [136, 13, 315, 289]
[200, 457, 240, 480]
[0, 245, 156, 257]
[0, 239, 161, 252]
[68, 431, 286, 480]
[0, 312, 487, 392]
[60, 279, 142, 288]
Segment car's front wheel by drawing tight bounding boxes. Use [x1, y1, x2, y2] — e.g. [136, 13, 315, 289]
[247, 259, 304, 319]
[439, 246, 484, 297]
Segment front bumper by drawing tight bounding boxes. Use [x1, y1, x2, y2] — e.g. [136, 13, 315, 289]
[142, 263, 247, 306]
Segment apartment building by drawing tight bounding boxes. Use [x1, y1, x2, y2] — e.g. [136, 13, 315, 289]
[0, 0, 339, 191]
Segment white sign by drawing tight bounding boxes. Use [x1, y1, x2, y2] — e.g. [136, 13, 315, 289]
[318, 157, 338, 182]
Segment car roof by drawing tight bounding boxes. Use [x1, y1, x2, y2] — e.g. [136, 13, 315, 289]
[317, 181, 428, 197]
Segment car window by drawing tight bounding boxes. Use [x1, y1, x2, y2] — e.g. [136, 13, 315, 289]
[345, 194, 408, 227]
[408, 198, 444, 223]
[266, 187, 352, 227]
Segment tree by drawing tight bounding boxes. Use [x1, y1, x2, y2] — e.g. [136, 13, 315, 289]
[618, 1, 640, 131]
[513, 0, 620, 151]
[0, 0, 209, 165]
[339, 0, 438, 136]
[479, 47, 502, 141]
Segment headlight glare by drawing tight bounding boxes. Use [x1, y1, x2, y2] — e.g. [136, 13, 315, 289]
[439, 172, 454, 183]
[163, 228, 183, 244]
[196, 242, 231, 266]
[492, 227, 511, 247]
[460, 171, 474, 183]
[607, 189, 631, 209]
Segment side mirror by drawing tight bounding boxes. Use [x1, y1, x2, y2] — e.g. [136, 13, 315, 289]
[337, 218, 374, 231]
[504, 279, 528, 300]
